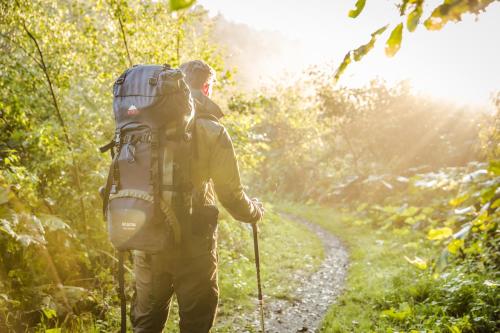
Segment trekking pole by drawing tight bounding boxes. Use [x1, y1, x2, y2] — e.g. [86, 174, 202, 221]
[252, 223, 265, 333]
[118, 251, 126, 333]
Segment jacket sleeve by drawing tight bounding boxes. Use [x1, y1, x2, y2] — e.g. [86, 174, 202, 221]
[209, 126, 262, 223]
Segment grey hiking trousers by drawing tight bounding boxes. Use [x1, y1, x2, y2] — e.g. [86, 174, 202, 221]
[130, 249, 219, 333]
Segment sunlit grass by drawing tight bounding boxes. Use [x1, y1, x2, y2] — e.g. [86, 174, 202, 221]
[276, 201, 433, 332]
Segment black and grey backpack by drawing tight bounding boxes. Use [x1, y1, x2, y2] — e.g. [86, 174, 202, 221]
[100, 64, 194, 332]
[101, 64, 193, 251]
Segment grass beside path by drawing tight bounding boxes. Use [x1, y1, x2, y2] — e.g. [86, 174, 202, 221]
[277, 201, 434, 333]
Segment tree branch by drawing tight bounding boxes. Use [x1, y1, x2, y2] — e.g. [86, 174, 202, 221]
[117, 14, 133, 67]
[0, 31, 42, 67]
[21, 21, 87, 223]
[107, 0, 133, 67]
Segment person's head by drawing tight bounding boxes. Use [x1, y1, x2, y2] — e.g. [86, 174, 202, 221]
[179, 60, 216, 97]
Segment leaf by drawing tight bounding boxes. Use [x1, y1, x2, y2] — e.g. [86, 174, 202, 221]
[371, 25, 389, 38]
[0, 186, 9, 205]
[407, 5, 423, 32]
[385, 23, 403, 57]
[0, 219, 18, 239]
[380, 303, 412, 320]
[423, 1, 496, 31]
[42, 308, 58, 319]
[348, 0, 366, 18]
[480, 186, 496, 203]
[491, 198, 500, 209]
[38, 214, 70, 232]
[427, 227, 453, 241]
[401, 206, 419, 217]
[488, 159, 500, 175]
[352, 25, 388, 61]
[424, 4, 453, 31]
[447, 239, 464, 254]
[484, 280, 500, 287]
[404, 256, 428, 270]
[449, 192, 470, 207]
[169, 0, 196, 11]
[334, 51, 352, 81]
[17, 234, 43, 247]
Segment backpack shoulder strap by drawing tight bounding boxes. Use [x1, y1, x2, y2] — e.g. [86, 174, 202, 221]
[196, 113, 220, 123]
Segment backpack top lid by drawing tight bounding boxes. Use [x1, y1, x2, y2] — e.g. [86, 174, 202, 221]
[113, 64, 192, 129]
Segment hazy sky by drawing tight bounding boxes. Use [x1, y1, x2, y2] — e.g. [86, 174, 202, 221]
[198, 0, 500, 108]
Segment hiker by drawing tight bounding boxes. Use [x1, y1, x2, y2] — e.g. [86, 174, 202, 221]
[130, 60, 264, 332]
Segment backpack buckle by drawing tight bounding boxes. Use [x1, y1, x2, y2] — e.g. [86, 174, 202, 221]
[114, 131, 121, 146]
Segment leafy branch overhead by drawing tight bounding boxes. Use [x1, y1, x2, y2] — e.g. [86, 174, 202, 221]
[334, 25, 387, 81]
[169, 0, 197, 11]
[348, 0, 366, 18]
[334, 0, 498, 81]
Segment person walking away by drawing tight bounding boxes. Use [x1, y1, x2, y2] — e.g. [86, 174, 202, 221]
[131, 60, 264, 333]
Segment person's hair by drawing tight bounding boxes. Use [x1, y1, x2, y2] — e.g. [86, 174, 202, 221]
[179, 60, 216, 89]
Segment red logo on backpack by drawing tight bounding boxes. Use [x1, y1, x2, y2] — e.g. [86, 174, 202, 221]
[127, 104, 140, 116]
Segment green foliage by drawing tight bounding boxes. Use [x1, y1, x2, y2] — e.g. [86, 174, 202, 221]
[348, 0, 366, 18]
[282, 159, 499, 332]
[335, 25, 388, 80]
[336, 0, 498, 79]
[480, 92, 500, 160]
[424, 0, 497, 31]
[385, 23, 403, 57]
[280, 160, 499, 331]
[0, 0, 230, 330]
[407, 3, 423, 32]
[169, 0, 197, 11]
[333, 52, 352, 82]
[353, 25, 388, 61]
[0, 0, 498, 331]
[239, 77, 488, 201]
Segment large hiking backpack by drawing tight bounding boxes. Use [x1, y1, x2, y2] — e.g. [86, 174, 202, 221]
[100, 64, 193, 252]
[100, 64, 194, 333]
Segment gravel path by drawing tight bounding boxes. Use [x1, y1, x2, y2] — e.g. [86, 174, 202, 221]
[249, 213, 349, 333]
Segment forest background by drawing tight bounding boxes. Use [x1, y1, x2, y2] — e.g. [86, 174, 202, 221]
[0, 0, 498, 332]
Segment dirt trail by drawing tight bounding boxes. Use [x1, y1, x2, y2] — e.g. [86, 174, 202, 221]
[249, 213, 349, 333]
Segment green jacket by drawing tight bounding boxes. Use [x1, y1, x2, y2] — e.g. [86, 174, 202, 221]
[162, 89, 261, 257]
[189, 89, 261, 223]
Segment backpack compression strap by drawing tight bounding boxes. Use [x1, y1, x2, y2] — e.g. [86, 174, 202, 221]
[150, 128, 162, 223]
[100, 130, 122, 217]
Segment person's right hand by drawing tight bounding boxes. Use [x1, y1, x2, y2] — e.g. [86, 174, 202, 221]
[252, 198, 264, 221]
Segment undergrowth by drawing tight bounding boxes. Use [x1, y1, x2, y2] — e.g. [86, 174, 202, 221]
[278, 161, 499, 333]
